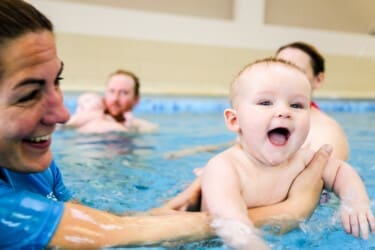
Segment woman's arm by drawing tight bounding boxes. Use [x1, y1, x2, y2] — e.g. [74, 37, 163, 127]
[154, 144, 332, 233]
[49, 202, 213, 248]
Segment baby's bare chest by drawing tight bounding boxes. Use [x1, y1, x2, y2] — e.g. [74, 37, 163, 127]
[237, 161, 305, 207]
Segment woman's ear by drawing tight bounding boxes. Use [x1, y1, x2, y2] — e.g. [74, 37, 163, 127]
[224, 108, 240, 132]
[312, 72, 324, 90]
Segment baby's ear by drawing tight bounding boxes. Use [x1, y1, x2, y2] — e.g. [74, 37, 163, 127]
[224, 108, 240, 132]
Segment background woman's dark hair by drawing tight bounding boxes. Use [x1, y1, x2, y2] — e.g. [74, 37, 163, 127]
[276, 41, 325, 76]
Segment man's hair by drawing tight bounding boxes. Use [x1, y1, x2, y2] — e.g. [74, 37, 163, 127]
[276, 41, 325, 76]
[108, 69, 140, 97]
[0, 0, 53, 77]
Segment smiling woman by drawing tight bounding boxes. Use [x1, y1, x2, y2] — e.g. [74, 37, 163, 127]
[0, 0, 334, 248]
[0, 0, 214, 248]
[0, 31, 68, 173]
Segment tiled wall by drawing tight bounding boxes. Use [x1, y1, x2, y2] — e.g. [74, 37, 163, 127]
[31, 0, 375, 99]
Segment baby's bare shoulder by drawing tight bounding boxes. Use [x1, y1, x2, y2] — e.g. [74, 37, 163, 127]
[205, 147, 238, 171]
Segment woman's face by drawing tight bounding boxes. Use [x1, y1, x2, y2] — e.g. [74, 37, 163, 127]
[276, 47, 319, 89]
[0, 31, 70, 173]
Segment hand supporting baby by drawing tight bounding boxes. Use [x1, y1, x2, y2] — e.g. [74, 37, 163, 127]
[123, 111, 135, 131]
[123, 111, 159, 133]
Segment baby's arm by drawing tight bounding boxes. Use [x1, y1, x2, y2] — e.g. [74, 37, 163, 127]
[201, 155, 269, 249]
[324, 159, 375, 239]
[201, 157, 249, 225]
[65, 114, 81, 127]
[66, 112, 97, 128]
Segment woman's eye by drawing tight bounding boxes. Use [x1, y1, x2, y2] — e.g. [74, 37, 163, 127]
[55, 76, 64, 86]
[18, 89, 41, 103]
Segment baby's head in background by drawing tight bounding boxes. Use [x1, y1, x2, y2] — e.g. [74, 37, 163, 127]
[76, 92, 104, 113]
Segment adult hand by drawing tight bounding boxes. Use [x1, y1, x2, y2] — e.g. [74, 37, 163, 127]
[248, 144, 333, 233]
[153, 144, 332, 233]
[287, 144, 333, 215]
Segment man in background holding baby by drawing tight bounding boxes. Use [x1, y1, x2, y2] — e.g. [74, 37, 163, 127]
[70, 69, 158, 133]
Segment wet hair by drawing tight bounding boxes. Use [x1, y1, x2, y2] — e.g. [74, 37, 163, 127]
[0, 0, 53, 77]
[230, 57, 307, 107]
[276, 41, 325, 76]
[108, 69, 140, 97]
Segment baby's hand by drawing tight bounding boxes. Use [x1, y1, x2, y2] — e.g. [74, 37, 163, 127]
[340, 199, 375, 239]
[211, 218, 270, 250]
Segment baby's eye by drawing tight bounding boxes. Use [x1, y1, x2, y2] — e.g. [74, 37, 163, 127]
[258, 100, 272, 106]
[290, 103, 305, 109]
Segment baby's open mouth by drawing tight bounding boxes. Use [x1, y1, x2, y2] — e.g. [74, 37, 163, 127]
[268, 127, 290, 146]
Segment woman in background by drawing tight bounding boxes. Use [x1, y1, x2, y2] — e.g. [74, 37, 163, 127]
[0, 0, 331, 248]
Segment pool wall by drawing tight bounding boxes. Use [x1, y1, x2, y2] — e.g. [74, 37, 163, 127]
[64, 93, 375, 115]
[31, 0, 375, 99]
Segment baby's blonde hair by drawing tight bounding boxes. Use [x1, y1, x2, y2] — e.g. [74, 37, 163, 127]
[229, 57, 307, 108]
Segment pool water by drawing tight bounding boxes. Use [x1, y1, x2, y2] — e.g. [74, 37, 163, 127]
[53, 95, 375, 249]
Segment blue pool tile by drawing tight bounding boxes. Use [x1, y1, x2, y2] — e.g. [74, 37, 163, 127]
[63, 93, 375, 114]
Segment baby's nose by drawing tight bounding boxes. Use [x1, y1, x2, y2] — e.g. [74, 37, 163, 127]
[276, 108, 291, 119]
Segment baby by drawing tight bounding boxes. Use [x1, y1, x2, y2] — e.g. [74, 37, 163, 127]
[66, 92, 129, 134]
[201, 58, 374, 249]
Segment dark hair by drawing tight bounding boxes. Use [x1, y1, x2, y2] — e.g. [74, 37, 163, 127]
[0, 0, 53, 77]
[0, 0, 53, 43]
[276, 41, 325, 76]
[108, 69, 141, 97]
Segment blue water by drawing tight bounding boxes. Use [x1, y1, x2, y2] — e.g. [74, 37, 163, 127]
[53, 94, 375, 249]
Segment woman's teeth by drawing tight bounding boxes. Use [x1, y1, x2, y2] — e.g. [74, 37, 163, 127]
[28, 134, 50, 142]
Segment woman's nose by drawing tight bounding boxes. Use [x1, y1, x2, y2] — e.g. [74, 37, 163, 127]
[42, 89, 70, 125]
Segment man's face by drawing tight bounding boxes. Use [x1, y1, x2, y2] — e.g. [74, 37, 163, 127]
[104, 74, 139, 120]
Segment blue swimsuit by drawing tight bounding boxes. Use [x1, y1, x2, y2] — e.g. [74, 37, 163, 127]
[0, 160, 71, 249]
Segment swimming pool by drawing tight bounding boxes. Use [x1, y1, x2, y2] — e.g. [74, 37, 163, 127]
[54, 94, 375, 249]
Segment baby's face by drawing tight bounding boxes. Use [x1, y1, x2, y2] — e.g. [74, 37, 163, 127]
[235, 63, 311, 165]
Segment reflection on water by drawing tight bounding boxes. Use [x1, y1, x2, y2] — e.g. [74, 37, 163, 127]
[53, 111, 375, 249]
